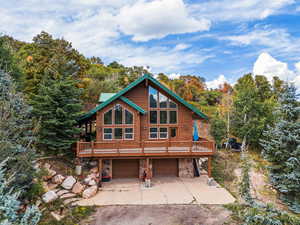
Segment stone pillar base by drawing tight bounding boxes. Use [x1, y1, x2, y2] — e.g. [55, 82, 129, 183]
[178, 158, 194, 178]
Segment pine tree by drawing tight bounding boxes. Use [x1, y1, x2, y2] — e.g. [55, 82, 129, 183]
[0, 159, 41, 225]
[30, 77, 82, 153]
[0, 70, 36, 189]
[260, 84, 300, 213]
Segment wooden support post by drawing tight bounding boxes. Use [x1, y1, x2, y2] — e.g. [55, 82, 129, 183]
[89, 121, 92, 134]
[76, 141, 79, 156]
[85, 122, 88, 136]
[208, 156, 212, 177]
[146, 158, 150, 179]
[98, 159, 102, 187]
[166, 140, 169, 153]
[91, 141, 94, 156]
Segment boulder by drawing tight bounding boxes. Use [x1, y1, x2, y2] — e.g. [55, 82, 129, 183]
[51, 212, 64, 221]
[82, 185, 97, 199]
[63, 198, 81, 205]
[61, 176, 76, 190]
[83, 177, 92, 184]
[72, 182, 85, 194]
[56, 189, 69, 196]
[42, 182, 50, 192]
[60, 193, 76, 199]
[88, 179, 97, 186]
[43, 168, 57, 180]
[42, 191, 58, 203]
[51, 174, 65, 184]
[48, 183, 59, 190]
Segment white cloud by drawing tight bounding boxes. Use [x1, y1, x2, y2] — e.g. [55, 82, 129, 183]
[206, 74, 228, 89]
[220, 26, 300, 60]
[295, 62, 300, 73]
[174, 43, 190, 51]
[117, 0, 211, 41]
[253, 52, 300, 89]
[168, 73, 181, 79]
[0, 0, 214, 74]
[189, 0, 294, 22]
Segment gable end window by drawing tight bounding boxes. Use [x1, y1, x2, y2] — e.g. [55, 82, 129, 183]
[104, 109, 112, 125]
[103, 105, 134, 125]
[148, 86, 178, 125]
[102, 104, 134, 140]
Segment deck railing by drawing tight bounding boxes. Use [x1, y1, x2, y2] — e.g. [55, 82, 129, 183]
[76, 140, 215, 157]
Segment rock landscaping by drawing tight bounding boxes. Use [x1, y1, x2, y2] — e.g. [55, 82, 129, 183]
[40, 161, 100, 206]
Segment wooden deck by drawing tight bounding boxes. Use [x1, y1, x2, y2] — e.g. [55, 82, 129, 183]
[76, 140, 215, 158]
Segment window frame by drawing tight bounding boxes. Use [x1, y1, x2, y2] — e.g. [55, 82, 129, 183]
[149, 127, 158, 139]
[102, 104, 135, 141]
[124, 127, 134, 140]
[102, 105, 134, 125]
[124, 109, 134, 125]
[103, 128, 113, 140]
[149, 127, 169, 139]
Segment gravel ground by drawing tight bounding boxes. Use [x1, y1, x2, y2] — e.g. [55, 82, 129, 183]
[89, 204, 236, 225]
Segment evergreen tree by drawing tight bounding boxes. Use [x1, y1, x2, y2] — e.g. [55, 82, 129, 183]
[0, 159, 41, 225]
[260, 84, 300, 213]
[0, 70, 36, 189]
[0, 36, 24, 84]
[30, 77, 82, 153]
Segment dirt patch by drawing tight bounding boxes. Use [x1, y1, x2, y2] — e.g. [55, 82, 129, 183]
[90, 205, 237, 225]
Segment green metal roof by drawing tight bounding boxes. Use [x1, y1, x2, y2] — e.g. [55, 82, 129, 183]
[99, 93, 116, 102]
[78, 74, 208, 122]
[120, 96, 146, 114]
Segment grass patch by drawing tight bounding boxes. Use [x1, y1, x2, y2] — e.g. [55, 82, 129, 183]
[39, 203, 96, 225]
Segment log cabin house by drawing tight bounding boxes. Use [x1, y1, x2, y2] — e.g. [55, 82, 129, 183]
[77, 74, 215, 181]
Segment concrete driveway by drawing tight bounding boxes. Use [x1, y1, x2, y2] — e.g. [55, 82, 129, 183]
[77, 176, 235, 206]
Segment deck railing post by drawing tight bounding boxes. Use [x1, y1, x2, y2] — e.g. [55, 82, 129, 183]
[117, 141, 120, 155]
[166, 140, 169, 153]
[91, 141, 94, 156]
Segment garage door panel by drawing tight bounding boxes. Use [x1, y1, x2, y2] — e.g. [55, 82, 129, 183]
[153, 159, 178, 177]
[112, 159, 139, 178]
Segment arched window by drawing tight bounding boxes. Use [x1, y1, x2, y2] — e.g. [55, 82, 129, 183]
[104, 109, 112, 125]
[102, 104, 134, 140]
[125, 109, 133, 124]
[114, 104, 123, 124]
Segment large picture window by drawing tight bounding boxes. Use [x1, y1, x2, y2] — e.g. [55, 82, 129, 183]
[149, 86, 158, 108]
[148, 85, 178, 126]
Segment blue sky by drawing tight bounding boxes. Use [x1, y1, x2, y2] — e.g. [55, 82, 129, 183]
[1, 0, 300, 88]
